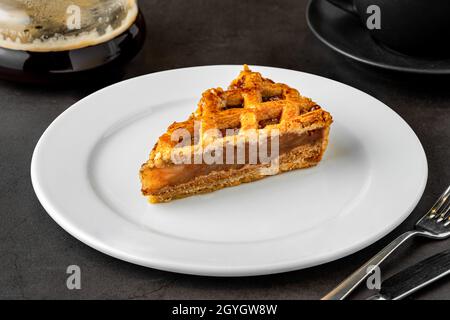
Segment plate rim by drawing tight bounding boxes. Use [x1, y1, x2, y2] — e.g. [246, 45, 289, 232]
[31, 64, 428, 276]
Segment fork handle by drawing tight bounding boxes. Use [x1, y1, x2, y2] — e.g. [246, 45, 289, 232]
[322, 230, 421, 300]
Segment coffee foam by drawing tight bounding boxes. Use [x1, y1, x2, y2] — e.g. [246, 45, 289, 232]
[0, 0, 138, 52]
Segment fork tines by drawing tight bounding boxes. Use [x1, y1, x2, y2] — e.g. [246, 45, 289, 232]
[428, 185, 450, 225]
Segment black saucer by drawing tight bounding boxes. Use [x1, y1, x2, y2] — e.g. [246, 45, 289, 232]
[306, 0, 450, 74]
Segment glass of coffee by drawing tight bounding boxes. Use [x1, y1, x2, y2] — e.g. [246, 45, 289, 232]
[0, 0, 145, 82]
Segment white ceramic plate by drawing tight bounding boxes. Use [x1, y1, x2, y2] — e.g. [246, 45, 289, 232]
[31, 65, 427, 276]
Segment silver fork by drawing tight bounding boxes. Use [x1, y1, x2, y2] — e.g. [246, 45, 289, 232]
[322, 185, 450, 300]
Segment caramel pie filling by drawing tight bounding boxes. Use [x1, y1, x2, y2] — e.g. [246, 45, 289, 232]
[141, 129, 325, 194]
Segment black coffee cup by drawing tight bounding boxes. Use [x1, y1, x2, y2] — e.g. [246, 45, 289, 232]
[326, 0, 450, 57]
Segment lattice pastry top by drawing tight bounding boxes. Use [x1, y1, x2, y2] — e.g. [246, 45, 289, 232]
[146, 65, 332, 168]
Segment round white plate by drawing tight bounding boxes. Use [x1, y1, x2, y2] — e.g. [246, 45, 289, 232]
[31, 65, 427, 276]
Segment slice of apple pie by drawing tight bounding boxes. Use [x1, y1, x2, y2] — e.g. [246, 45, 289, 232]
[140, 65, 332, 203]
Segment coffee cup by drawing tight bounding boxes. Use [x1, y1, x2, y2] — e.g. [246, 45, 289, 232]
[326, 0, 450, 57]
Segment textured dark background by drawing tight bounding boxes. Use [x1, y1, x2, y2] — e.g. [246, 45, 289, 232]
[1, 0, 449, 300]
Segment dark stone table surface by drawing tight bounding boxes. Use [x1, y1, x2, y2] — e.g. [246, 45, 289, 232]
[1, 0, 449, 300]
